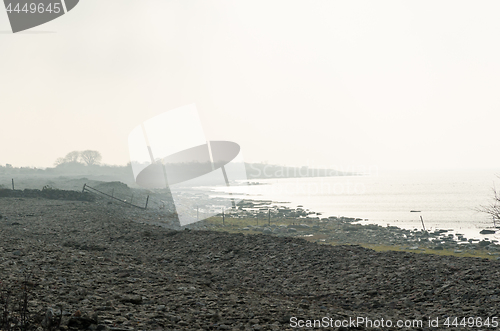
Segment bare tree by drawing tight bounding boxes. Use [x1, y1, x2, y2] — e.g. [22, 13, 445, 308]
[54, 151, 81, 166]
[481, 188, 500, 220]
[479, 184, 500, 227]
[80, 150, 102, 166]
[53, 157, 65, 166]
[63, 151, 80, 163]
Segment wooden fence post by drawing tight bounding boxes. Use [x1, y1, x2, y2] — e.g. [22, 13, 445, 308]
[420, 215, 426, 231]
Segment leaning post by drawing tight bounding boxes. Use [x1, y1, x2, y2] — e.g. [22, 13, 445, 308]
[420, 215, 426, 231]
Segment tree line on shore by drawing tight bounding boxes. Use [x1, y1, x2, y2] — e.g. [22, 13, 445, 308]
[0, 150, 132, 178]
[1, 151, 355, 180]
[1, 150, 500, 224]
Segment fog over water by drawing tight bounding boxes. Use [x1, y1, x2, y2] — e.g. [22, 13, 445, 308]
[1, 1, 500, 171]
[2, 1, 500, 235]
[212, 168, 500, 239]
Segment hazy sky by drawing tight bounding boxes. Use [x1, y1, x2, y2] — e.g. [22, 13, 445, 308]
[1, 1, 499, 170]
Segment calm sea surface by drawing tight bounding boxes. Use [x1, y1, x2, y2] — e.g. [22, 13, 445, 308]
[212, 169, 500, 240]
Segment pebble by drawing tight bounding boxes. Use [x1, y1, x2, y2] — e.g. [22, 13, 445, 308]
[1, 197, 499, 330]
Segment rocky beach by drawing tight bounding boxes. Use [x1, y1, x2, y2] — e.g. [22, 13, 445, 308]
[1, 186, 500, 330]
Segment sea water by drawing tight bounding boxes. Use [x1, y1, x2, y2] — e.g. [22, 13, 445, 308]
[211, 169, 500, 240]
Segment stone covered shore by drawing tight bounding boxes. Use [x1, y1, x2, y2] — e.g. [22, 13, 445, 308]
[200, 200, 500, 257]
[1, 197, 500, 330]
